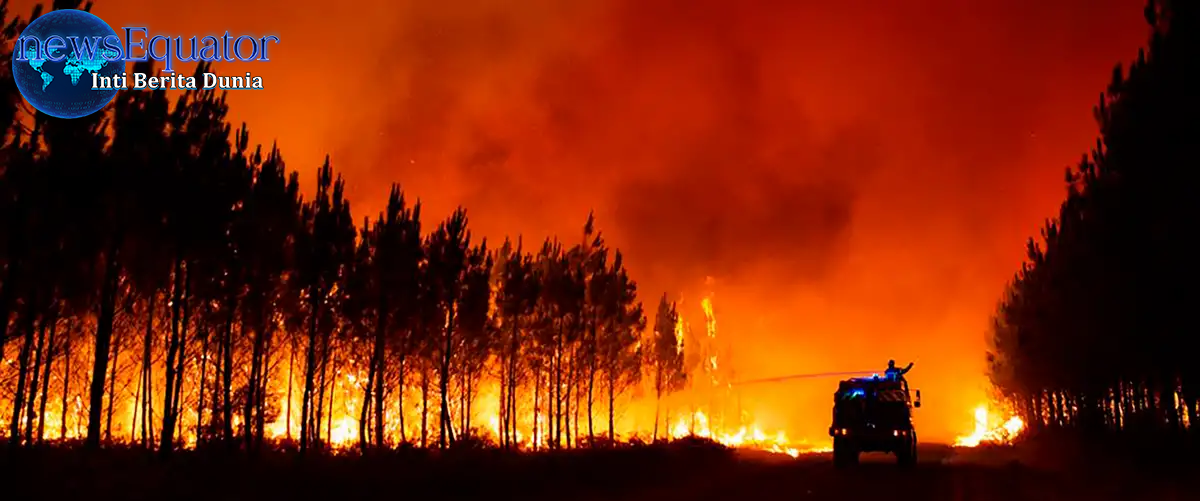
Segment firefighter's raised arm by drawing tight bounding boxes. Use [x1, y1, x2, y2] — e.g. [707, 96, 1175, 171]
[901, 362, 914, 374]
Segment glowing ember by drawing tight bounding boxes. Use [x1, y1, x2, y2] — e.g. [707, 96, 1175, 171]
[667, 409, 827, 457]
[953, 403, 1024, 447]
[0, 284, 827, 455]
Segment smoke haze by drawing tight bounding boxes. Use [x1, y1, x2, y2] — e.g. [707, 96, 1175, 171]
[11, 0, 1149, 442]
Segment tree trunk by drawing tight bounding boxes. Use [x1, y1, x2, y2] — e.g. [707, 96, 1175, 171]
[567, 354, 575, 448]
[130, 345, 143, 443]
[25, 316, 47, 444]
[196, 321, 209, 446]
[510, 356, 519, 447]
[653, 388, 661, 441]
[37, 318, 57, 443]
[499, 367, 507, 448]
[607, 371, 616, 444]
[10, 309, 37, 446]
[60, 323, 72, 440]
[587, 342, 596, 446]
[420, 363, 429, 448]
[554, 326, 562, 449]
[255, 333, 271, 447]
[457, 371, 466, 435]
[326, 369, 335, 446]
[286, 334, 295, 441]
[315, 329, 332, 448]
[300, 290, 319, 453]
[373, 344, 386, 448]
[576, 371, 583, 446]
[104, 326, 118, 443]
[439, 308, 456, 448]
[372, 296, 388, 449]
[359, 349, 376, 452]
[140, 295, 155, 448]
[502, 358, 510, 447]
[160, 258, 184, 455]
[85, 244, 121, 450]
[222, 309, 236, 445]
[246, 321, 265, 451]
[533, 365, 541, 450]
[466, 372, 474, 438]
[397, 353, 407, 444]
[171, 269, 191, 442]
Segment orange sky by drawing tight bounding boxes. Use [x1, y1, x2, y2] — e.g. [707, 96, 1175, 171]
[12, 0, 1149, 443]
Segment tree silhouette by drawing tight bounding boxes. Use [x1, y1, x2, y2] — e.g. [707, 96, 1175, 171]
[650, 295, 685, 440]
[0, 1, 697, 458]
[598, 251, 645, 444]
[987, 0, 1198, 439]
[493, 238, 539, 448]
[426, 208, 471, 448]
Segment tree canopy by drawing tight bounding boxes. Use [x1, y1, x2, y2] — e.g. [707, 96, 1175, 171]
[0, 2, 671, 453]
[986, 0, 1198, 437]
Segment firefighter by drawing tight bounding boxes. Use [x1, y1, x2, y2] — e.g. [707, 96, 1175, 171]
[885, 359, 913, 382]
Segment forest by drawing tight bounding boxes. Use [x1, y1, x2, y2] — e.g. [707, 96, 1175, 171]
[0, 1, 698, 455]
[4, 0, 1198, 465]
[986, 0, 1198, 440]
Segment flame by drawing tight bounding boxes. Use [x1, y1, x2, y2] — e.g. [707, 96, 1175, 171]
[667, 409, 828, 457]
[656, 292, 828, 458]
[0, 287, 829, 456]
[953, 403, 1025, 447]
[674, 310, 686, 353]
[700, 297, 717, 340]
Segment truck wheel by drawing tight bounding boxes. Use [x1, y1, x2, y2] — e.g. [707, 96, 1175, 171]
[833, 439, 859, 468]
[896, 439, 917, 467]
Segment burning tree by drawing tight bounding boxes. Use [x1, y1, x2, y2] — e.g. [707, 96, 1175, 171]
[650, 295, 686, 440]
[0, 2, 806, 459]
[596, 251, 645, 444]
[425, 208, 472, 449]
[292, 158, 357, 453]
[493, 238, 539, 448]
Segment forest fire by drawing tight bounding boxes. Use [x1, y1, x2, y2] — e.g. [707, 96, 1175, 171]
[0, 265, 998, 458]
[953, 403, 1025, 448]
[0, 278, 824, 457]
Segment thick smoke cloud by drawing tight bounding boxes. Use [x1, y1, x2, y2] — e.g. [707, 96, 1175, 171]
[351, 0, 895, 290]
[26, 0, 1149, 442]
[609, 130, 875, 286]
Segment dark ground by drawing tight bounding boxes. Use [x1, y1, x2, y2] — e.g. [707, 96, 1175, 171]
[3, 439, 1198, 501]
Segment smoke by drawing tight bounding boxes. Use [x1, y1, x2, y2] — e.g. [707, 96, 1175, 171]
[40, 0, 1149, 443]
[343, 0, 900, 291]
[609, 132, 872, 287]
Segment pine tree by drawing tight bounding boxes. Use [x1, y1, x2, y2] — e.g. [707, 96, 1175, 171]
[650, 295, 685, 441]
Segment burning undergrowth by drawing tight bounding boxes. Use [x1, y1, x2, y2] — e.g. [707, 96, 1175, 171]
[0, 263, 822, 458]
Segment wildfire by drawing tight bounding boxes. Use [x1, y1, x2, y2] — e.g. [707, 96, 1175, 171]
[667, 409, 829, 457]
[700, 297, 717, 340]
[953, 403, 1025, 447]
[674, 308, 686, 353]
[0, 286, 829, 457]
[654, 290, 830, 458]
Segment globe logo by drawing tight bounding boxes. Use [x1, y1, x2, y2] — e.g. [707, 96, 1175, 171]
[12, 9, 123, 119]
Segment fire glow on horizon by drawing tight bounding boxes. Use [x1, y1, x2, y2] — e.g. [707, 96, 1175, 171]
[0, 0, 1148, 453]
[953, 403, 1025, 448]
[1, 287, 1005, 456]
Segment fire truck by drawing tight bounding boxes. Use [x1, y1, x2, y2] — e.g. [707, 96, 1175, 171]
[829, 376, 921, 467]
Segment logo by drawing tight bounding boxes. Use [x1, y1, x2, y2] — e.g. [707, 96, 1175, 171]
[12, 9, 279, 119]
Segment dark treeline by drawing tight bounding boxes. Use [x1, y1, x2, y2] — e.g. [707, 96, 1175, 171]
[987, 0, 1199, 438]
[0, 1, 691, 455]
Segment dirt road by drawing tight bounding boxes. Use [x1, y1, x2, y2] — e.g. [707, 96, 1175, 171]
[6, 443, 1198, 501]
[623, 445, 1198, 501]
